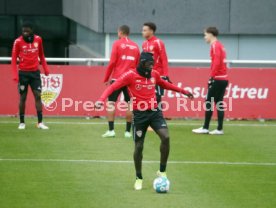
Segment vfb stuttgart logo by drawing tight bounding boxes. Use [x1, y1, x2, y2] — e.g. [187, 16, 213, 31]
[40, 74, 63, 110]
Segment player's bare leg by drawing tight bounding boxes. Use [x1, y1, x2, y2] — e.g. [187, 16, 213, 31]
[33, 90, 42, 112]
[18, 91, 28, 129]
[102, 101, 116, 138]
[107, 101, 116, 127]
[32, 89, 48, 129]
[133, 136, 144, 190]
[155, 128, 170, 177]
[134, 138, 144, 178]
[19, 91, 27, 122]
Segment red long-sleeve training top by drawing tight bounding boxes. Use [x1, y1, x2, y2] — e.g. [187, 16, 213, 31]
[103, 37, 140, 82]
[11, 35, 49, 81]
[210, 41, 228, 80]
[98, 69, 190, 111]
[142, 36, 169, 77]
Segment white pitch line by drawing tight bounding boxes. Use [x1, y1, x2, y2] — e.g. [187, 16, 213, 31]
[0, 158, 275, 166]
[0, 120, 276, 127]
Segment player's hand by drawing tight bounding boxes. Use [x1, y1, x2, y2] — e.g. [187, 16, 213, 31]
[94, 101, 104, 109]
[186, 92, 194, 100]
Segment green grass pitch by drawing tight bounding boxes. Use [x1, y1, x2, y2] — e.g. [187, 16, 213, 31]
[0, 117, 275, 208]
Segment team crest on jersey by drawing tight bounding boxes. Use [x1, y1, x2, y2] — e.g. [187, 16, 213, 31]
[34, 42, 38, 48]
[150, 45, 154, 51]
[135, 84, 142, 90]
[150, 77, 156, 84]
[40, 74, 63, 108]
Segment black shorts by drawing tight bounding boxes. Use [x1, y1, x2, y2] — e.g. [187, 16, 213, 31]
[108, 80, 130, 102]
[132, 109, 168, 141]
[18, 70, 42, 94]
[207, 80, 229, 103]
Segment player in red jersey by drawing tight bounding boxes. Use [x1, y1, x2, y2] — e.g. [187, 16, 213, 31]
[102, 25, 140, 138]
[11, 22, 49, 130]
[142, 22, 170, 104]
[192, 27, 229, 135]
[96, 52, 193, 190]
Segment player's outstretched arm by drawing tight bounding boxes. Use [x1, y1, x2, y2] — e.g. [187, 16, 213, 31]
[96, 71, 133, 104]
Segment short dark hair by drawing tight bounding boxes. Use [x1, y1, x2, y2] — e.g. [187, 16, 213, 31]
[205, 27, 219, 37]
[119, 25, 130, 35]
[143, 22, 157, 33]
[22, 21, 34, 30]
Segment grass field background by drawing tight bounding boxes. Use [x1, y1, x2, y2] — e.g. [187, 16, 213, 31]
[0, 117, 275, 208]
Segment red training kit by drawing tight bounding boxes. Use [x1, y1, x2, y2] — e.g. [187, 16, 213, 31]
[142, 36, 169, 77]
[98, 70, 189, 111]
[103, 37, 140, 82]
[210, 40, 228, 80]
[11, 35, 49, 81]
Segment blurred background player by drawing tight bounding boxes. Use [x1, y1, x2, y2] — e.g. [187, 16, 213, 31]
[11, 22, 49, 130]
[96, 52, 193, 190]
[142, 22, 171, 105]
[102, 25, 140, 138]
[192, 27, 229, 135]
